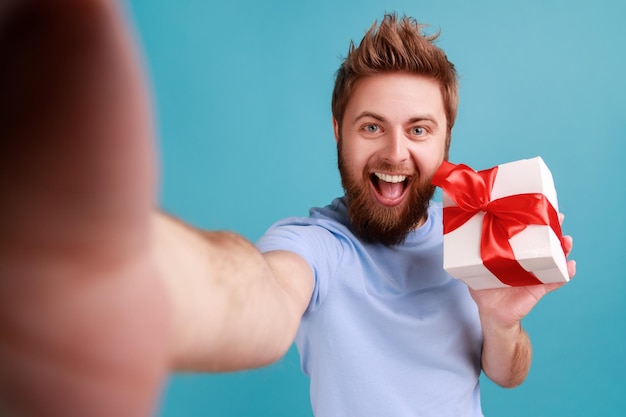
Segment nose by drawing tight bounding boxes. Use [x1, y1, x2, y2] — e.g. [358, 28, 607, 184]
[379, 128, 409, 164]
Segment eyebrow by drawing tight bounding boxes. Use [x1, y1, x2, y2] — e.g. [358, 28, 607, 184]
[352, 111, 386, 125]
[352, 111, 439, 127]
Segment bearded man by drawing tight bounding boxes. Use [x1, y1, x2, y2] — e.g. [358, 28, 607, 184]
[1, 4, 575, 417]
[255, 14, 575, 417]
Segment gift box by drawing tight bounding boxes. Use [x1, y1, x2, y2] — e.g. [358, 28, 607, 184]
[431, 157, 569, 290]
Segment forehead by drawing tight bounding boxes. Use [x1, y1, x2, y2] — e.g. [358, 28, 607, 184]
[345, 72, 446, 124]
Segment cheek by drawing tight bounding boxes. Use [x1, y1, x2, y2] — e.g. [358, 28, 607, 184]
[341, 141, 372, 174]
[410, 143, 445, 177]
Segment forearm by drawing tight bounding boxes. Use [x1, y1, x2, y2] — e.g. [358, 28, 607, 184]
[152, 213, 305, 372]
[480, 316, 532, 388]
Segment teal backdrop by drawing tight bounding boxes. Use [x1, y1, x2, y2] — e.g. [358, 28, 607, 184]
[125, 0, 625, 415]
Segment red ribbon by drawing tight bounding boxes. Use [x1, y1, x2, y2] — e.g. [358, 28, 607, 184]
[431, 160, 566, 287]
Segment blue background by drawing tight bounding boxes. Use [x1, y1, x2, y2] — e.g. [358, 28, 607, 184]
[125, 0, 625, 415]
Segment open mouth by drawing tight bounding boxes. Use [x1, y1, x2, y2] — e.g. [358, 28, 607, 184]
[369, 172, 411, 207]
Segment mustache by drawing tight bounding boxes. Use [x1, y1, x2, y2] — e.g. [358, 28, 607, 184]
[365, 161, 414, 177]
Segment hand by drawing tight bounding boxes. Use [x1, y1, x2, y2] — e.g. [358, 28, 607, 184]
[469, 214, 576, 328]
[0, 2, 169, 416]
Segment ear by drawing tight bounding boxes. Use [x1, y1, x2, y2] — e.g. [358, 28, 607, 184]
[332, 118, 340, 143]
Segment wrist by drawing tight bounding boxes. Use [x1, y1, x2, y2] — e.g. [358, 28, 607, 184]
[478, 311, 523, 340]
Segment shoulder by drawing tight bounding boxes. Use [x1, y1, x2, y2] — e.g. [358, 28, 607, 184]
[256, 198, 354, 266]
[257, 198, 353, 251]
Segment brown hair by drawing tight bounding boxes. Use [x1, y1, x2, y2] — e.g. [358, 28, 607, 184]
[331, 13, 458, 145]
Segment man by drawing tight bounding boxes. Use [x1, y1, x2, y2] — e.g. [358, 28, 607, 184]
[255, 14, 576, 416]
[0, 2, 575, 417]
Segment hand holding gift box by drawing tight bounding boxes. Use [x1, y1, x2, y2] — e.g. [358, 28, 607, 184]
[431, 157, 570, 290]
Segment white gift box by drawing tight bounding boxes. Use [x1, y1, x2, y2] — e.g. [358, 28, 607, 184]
[442, 157, 570, 290]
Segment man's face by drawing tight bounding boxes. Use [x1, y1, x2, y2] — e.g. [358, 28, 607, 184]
[334, 72, 448, 245]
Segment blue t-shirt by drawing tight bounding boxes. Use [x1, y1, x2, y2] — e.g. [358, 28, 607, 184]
[257, 198, 484, 417]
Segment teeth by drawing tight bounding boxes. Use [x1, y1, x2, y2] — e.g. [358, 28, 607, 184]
[374, 173, 407, 183]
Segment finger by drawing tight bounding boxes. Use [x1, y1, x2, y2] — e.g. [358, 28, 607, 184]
[561, 235, 573, 256]
[558, 212, 565, 226]
[0, 0, 155, 258]
[543, 281, 567, 294]
[567, 259, 576, 279]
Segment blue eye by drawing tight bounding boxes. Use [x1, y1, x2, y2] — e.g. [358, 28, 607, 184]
[412, 126, 426, 136]
[364, 124, 379, 133]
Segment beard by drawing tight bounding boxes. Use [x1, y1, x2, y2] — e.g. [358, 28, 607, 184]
[337, 140, 436, 246]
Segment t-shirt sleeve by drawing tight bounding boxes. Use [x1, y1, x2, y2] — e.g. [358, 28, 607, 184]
[256, 218, 344, 312]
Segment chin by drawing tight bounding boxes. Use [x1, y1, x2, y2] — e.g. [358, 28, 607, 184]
[346, 189, 432, 246]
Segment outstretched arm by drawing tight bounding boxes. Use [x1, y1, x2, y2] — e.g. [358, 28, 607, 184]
[0, 1, 313, 416]
[471, 230, 576, 388]
[152, 213, 313, 372]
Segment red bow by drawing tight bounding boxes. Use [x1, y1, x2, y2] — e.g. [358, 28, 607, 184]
[431, 160, 566, 287]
